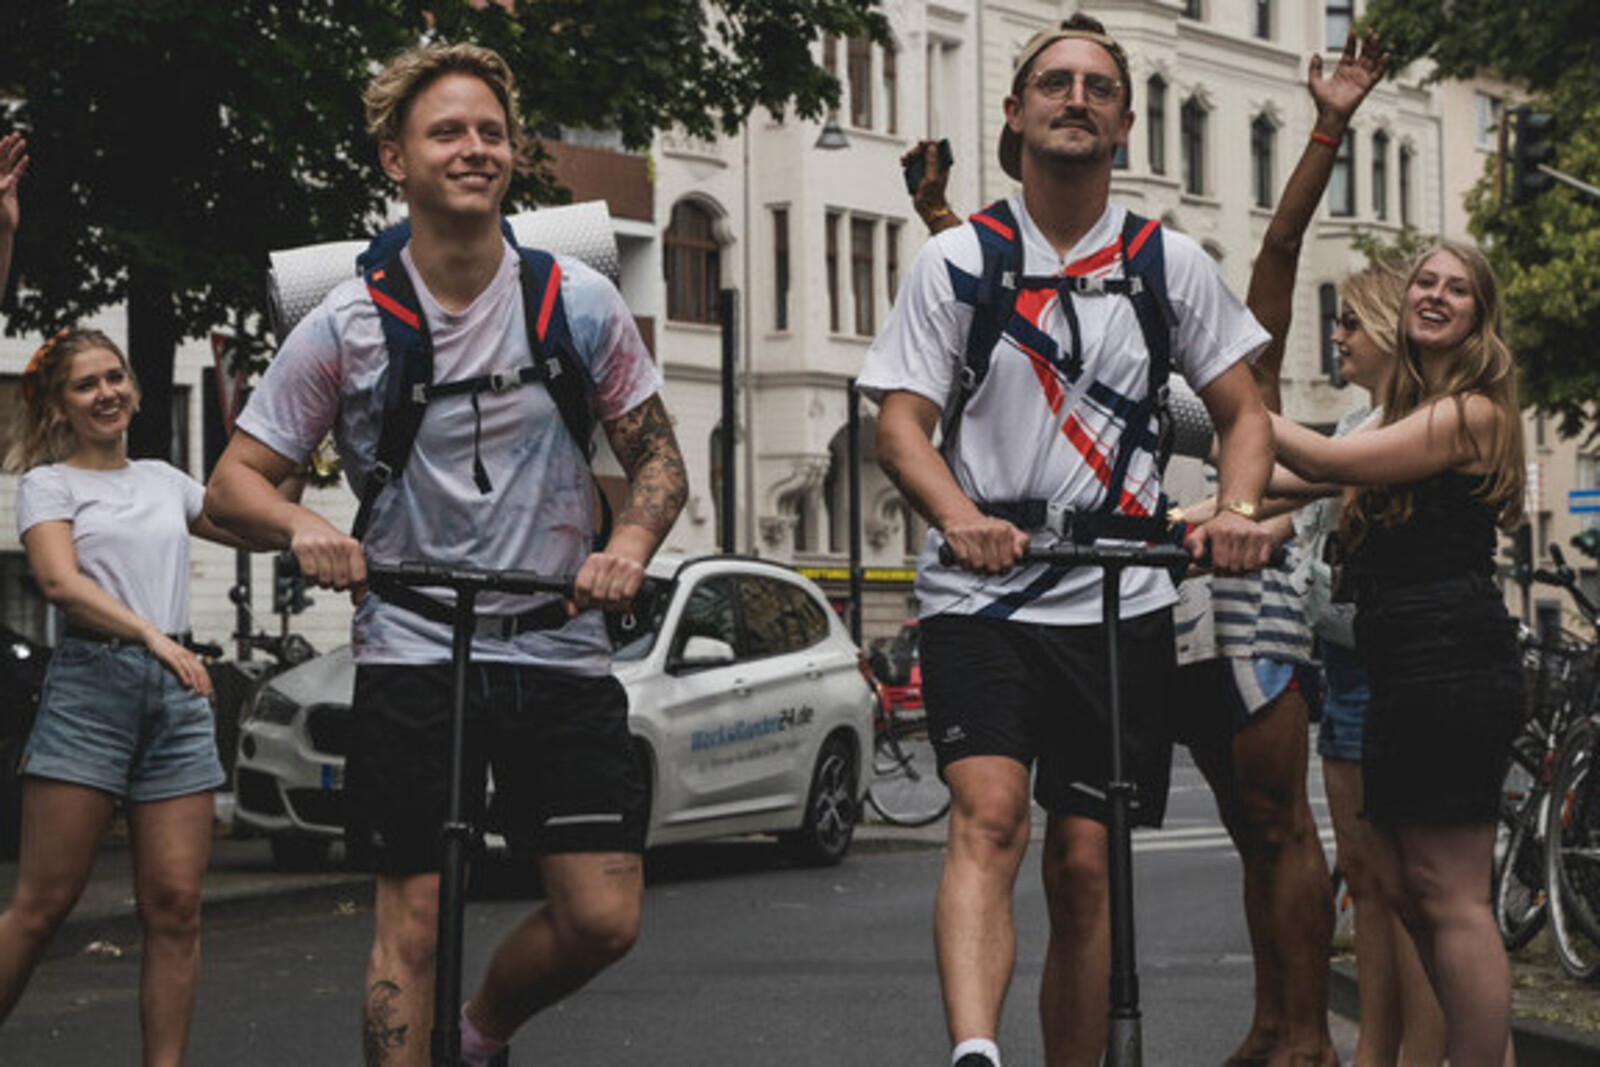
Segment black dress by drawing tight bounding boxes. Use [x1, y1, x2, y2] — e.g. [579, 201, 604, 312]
[1348, 471, 1524, 825]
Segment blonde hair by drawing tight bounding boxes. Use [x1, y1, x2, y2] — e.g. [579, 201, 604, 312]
[5, 328, 141, 472]
[1338, 262, 1407, 378]
[1344, 241, 1525, 541]
[363, 42, 527, 157]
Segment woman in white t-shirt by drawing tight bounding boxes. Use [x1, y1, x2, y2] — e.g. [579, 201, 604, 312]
[0, 328, 236, 1063]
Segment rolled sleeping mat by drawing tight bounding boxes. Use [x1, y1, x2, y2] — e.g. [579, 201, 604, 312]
[1165, 373, 1215, 460]
[266, 200, 620, 341]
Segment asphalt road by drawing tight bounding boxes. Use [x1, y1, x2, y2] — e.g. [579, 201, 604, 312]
[0, 754, 1358, 1065]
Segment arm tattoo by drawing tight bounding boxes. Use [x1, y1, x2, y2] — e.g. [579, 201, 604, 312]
[363, 980, 410, 1064]
[606, 395, 688, 538]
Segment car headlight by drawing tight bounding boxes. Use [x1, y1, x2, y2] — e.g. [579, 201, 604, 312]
[249, 687, 301, 725]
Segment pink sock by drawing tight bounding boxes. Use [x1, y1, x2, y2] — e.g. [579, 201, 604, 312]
[458, 1003, 507, 1066]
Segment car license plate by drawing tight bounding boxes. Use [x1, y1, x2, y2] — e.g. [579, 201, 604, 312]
[320, 763, 343, 790]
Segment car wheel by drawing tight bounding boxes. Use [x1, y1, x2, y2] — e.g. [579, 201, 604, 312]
[782, 735, 858, 867]
[270, 835, 333, 871]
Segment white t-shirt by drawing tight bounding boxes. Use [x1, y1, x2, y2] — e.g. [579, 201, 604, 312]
[16, 460, 204, 635]
[238, 240, 661, 671]
[857, 198, 1269, 624]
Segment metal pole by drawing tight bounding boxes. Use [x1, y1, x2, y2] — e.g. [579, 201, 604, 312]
[234, 550, 252, 662]
[432, 587, 476, 1067]
[1102, 563, 1143, 1067]
[720, 288, 739, 555]
[847, 380, 863, 645]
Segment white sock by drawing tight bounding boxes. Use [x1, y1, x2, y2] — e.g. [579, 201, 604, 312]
[458, 1002, 507, 1066]
[952, 1036, 1001, 1066]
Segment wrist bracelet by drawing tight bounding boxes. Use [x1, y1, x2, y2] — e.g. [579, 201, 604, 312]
[927, 206, 954, 220]
[1309, 130, 1342, 149]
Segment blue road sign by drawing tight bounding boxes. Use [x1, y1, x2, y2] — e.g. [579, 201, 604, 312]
[1570, 489, 1600, 514]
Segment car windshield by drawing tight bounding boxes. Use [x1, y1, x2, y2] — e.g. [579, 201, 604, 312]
[609, 578, 676, 661]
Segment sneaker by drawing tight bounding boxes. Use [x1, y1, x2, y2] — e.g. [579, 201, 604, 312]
[953, 1055, 996, 1067]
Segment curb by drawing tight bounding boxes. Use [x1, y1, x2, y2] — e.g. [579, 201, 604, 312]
[1329, 960, 1600, 1067]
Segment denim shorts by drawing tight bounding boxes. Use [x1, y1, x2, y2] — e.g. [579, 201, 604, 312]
[1316, 642, 1369, 762]
[22, 637, 225, 802]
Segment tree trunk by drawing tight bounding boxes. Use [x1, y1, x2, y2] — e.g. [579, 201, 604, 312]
[125, 268, 179, 463]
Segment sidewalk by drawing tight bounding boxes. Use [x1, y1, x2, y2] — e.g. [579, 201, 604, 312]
[4, 814, 1598, 1065]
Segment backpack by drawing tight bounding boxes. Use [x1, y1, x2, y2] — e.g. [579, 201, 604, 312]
[946, 200, 1179, 545]
[350, 217, 604, 543]
[349, 218, 608, 632]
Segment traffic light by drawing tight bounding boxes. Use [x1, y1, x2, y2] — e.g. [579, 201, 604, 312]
[1510, 106, 1557, 205]
[1573, 527, 1600, 562]
[271, 551, 312, 616]
[1504, 523, 1533, 588]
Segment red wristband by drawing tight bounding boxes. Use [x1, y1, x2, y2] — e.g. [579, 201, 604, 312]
[1309, 130, 1342, 149]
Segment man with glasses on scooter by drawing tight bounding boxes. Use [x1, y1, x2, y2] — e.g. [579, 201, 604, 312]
[207, 43, 685, 1067]
[858, 15, 1273, 1066]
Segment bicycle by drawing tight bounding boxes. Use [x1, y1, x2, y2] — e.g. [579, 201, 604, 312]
[1537, 541, 1600, 979]
[1492, 544, 1597, 951]
[866, 686, 949, 827]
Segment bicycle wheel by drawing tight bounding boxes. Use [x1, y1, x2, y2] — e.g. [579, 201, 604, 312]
[1545, 723, 1600, 980]
[867, 716, 949, 827]
[1493, 784, 1547, 951]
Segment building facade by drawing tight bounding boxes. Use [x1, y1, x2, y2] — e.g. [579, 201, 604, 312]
[2, 0, 1591, 656]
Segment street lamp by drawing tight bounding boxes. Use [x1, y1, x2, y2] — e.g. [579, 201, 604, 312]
[814, 116, 850, 151]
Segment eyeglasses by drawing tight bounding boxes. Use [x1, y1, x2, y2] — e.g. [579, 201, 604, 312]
[1029, 68, 1122, 105]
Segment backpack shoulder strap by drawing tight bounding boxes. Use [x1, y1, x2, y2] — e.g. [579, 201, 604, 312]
[515, 247, 598, 455]
[351, 247, 432, 542]
[943, 200, 1023, 448]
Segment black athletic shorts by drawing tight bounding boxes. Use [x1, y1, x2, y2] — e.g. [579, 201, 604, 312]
[345, 662, 647, 874]
[919, 609, 1176, 827]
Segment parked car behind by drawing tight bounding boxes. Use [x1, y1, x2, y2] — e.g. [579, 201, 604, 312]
[869, 619, 922, 716]
[234, 554, 874, 869]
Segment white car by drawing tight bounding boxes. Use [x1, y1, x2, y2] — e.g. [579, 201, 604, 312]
[233, 554, 875, 869]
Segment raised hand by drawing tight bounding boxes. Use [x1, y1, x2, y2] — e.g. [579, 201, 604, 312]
[1309, 30, 1390, 132]
[0, 133, 27, 238]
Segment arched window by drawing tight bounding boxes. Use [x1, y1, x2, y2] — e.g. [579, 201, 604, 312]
[1181, 97, 1207, 196]
[1372, 130, 1390, 221]
[1251, 115, 1276, 209]
[665, 200, 722, 324]
[1146, 76, 1167, 176]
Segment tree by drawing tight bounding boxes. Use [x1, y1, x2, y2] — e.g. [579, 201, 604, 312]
[0, 0, 887, 460]
[1364, 0, 1600, 442]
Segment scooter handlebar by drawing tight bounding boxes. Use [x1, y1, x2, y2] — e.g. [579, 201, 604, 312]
[935, 540, 1289, 570]
[366, 560, 576, 599]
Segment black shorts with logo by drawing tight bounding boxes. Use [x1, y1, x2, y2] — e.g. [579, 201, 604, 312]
[919, 609, 1176, 827]
[345, 661, 647, 875]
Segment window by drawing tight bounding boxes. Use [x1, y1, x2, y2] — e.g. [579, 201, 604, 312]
[1399, 144, 1414, 226]
[1113, 141, 1129, 170]
[882, 44, 898, 135]
[851, 217, 876, 336]
[1181, 97, 1207, 196]
[665, 200, 721, 324]
[1474, 92, 1503, 151]
[1251, 115, 1275, 209]
[736, 574, 829, 658]
[1183, 0, 1203, 18]
[848, 35, 873, 129]
[1147, 76, 1167, 176]
[1327, 130, 1355, 217]
[674, 577, 740, 660]
[773, 207, 790, 331]
[1372, 130, 1390, 221]
[1254, 0, 1273, 39]
[1325, 2, 1354, 50]
[1319, 283, 1344, 385]
[825, 211, 841, 333]
[886, 221, 902, 305]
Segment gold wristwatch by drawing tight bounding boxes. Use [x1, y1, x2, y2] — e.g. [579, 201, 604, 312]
[1221, 500, 1259, 521]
